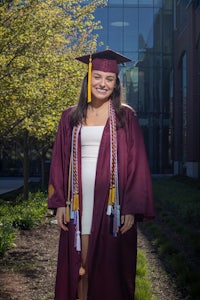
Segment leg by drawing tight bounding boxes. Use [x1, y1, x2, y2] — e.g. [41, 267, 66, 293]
[78, 234, 90, 300]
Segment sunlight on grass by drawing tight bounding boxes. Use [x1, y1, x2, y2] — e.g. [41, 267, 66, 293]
[135, 249, 155, 300]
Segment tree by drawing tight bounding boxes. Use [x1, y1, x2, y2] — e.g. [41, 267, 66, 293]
[0, 0, 107, 198]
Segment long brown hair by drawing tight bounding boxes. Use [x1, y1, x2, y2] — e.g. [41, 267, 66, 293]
[70, 73, 126, 128]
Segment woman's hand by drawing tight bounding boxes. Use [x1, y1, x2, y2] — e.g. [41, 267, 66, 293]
[56, 207, 68, 231]
[120, 214, 135, 234]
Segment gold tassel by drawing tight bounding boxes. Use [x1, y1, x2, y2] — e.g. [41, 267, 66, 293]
[108, 187, 112, 206]
[108, 186, 115, 206]
[65, 201, 71, 223]
[73, 193, 79, 211]
[66, 155, 72, 222]
[79, 266, 86, 276]
[111, 186, 115, 205]
[87, 55, 92, 103]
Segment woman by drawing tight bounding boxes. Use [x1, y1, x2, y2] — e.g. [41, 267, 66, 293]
[48, 49, 154, 300]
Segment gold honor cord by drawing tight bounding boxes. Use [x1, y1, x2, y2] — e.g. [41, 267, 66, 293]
[87, 55, 92, 103]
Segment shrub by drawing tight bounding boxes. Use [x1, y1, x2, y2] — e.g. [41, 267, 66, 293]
[12, 192, 48, 230]
[0, 191, 48, 256]
[0, 220, 15, 257]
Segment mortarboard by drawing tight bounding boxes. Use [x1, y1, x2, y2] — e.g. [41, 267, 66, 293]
[76, 49, 131, 102]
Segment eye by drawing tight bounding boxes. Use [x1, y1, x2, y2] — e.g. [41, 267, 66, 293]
[107, 77, 115, 82]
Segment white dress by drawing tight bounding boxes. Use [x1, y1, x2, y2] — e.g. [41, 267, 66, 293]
[81, 126, 104, 234]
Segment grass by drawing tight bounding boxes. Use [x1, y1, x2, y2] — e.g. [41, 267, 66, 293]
[153, 176, 200, 225]
[142, 175, 200, 299]
[135, 249, 154, 300]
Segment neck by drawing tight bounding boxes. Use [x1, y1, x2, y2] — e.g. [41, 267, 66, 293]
[89, 98, 109, 109]
[87, 99, 110, 118]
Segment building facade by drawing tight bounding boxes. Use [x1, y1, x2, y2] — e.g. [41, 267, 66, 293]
[1, 0, 199, 178]
[94, 0, 174, 174]
[173, 0, 200, 178]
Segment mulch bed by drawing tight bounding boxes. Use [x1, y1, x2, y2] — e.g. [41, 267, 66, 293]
[0, 221, 183, 300]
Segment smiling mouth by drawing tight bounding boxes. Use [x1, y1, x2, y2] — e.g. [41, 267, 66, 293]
[96, 88, 107, 93]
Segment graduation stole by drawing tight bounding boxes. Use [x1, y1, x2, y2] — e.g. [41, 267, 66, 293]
[66, 100, 120, 252]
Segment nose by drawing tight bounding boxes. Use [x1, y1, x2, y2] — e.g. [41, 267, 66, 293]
[99, 78, 106, 87]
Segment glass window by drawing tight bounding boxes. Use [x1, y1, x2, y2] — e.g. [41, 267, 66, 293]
[163, 10, 173, 54]
[139, 0, 153, 6]
[109, 0, 123, 4]
[177, 1, 187, 33]
[95, 8, 109, 49]
[139, 8, 154, 50]
[92, 1, 173, 173]
[154, 0, 163, 7]
[153, 8, 162, 52]
[121, 66, 139, 109]
[124, 51, 138, 62]
[124, 0, 138, 5]
[124, 8, 138, 51]
[163, 0, 173, 9]
[109, 7, 123, 52]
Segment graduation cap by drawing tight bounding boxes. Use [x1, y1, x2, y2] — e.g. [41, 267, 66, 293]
[76, 49, 131, 102]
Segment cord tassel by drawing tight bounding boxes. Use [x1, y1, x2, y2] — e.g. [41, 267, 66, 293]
[65, 201, 71, 223]
[73, 193, 79, 211]
[108, 186, 115, 206]
[87, 55, 92, 103]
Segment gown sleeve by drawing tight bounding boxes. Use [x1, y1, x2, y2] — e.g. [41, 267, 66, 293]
[121, 107, 155, 221]
[48, 109, 72, 210]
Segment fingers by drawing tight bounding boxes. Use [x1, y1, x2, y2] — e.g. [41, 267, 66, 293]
[56, 207, 68, 231]
[121, 215, 125, 225]
[120, 214, 135, 234]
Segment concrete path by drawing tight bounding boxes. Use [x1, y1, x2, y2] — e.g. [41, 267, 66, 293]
[0, 177, 40, 195]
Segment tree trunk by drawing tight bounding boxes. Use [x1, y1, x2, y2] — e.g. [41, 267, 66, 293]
[23, 130, 29, 200]
[41, 150, 46, 192]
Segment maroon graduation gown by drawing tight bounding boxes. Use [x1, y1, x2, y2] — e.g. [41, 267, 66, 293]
[48, 105, 154, 300]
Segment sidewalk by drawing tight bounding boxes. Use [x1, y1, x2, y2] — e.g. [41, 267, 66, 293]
[0, 177, 40, 195]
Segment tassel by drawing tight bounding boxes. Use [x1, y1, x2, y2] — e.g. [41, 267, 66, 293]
[107, 205, 112, 216]
[117, 204, 120, 227]
[108, 187, 113, 206]
[111, 186, 115, 205]
[87, 55, 92, 103]
[76, 230, 81, 252]
[108, 186, 115, 206]
[73, 193, 79, 211]
[65, 201, 70, 223]
[79, 266, 86, 276]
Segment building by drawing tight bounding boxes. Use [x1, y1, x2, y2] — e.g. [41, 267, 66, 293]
[1, 0, 200, 179]
[173, 0, 200, 178]
[94, 0, 200, 178]
[94, 0, 174, 174]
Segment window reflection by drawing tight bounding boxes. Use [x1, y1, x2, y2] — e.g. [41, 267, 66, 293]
[124, 0, 138, 5]
[139, 0, 153, 6]
[139, 8, 154, 49]
[124, 8, 138, 51]
[95, 8, 109, 50]
[109, 0, 123, 4]
[93, 1, 173, 173]
[109, 8, 123, 51]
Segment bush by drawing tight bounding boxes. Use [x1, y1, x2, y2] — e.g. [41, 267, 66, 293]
[0, 191, 48, 256]
[0, 221, 15, 257]
[12, 192, 48, 230]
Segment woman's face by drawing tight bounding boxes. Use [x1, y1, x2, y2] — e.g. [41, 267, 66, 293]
[91, 70, 116, 102]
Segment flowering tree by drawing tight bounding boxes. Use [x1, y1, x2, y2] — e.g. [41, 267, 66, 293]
[0, 0, 107, 198]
